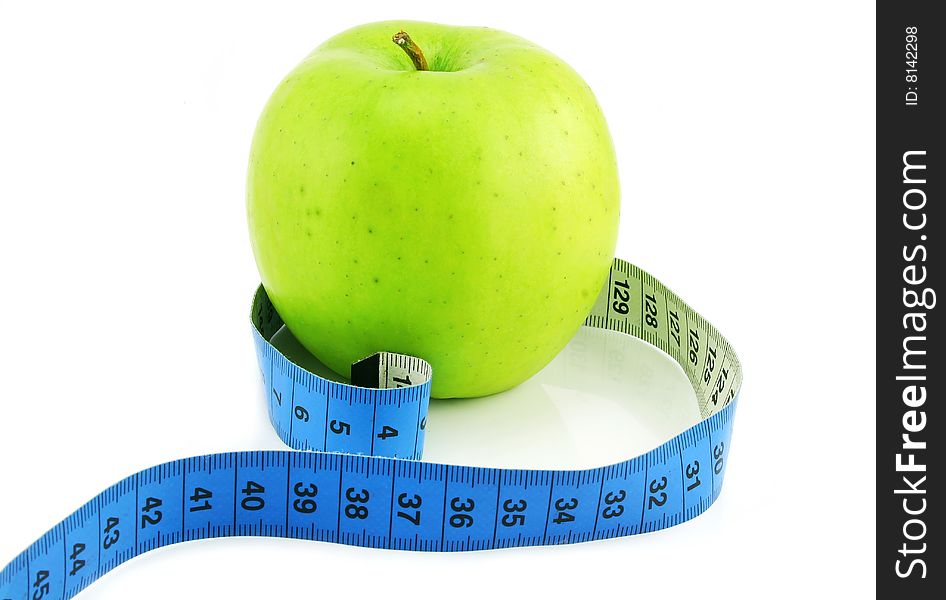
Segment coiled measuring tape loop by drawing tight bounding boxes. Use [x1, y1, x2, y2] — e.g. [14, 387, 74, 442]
[0, 258, 741, 599]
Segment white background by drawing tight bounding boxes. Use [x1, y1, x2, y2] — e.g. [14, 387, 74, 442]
[0, 1, 875, 598]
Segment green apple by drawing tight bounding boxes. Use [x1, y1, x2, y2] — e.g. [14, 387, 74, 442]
[247, 21, 619, 398]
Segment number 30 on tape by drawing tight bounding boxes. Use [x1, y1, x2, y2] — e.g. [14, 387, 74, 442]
[1, 258, 741, 599]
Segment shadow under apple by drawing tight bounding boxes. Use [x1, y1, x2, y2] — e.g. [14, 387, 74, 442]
[270, 324, 699, 470]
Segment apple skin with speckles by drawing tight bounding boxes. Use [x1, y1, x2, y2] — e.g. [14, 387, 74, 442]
[247, 21, 620, 398]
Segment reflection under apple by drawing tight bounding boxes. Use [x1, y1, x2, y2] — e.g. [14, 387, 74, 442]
[270, 324, 698, 471]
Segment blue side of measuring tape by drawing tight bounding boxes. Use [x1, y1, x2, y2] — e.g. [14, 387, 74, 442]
[0, 258, 741, 599]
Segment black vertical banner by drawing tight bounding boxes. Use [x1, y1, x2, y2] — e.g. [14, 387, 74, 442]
[877, 1, 942, 596]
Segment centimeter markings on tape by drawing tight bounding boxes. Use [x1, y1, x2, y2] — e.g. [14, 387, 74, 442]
[0, 258, 741, 600]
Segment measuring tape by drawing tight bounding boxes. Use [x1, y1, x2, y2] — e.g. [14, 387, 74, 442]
[0, 257, 741, 599]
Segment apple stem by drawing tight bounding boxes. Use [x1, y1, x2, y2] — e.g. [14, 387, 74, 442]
[392, 30, 429, 71]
